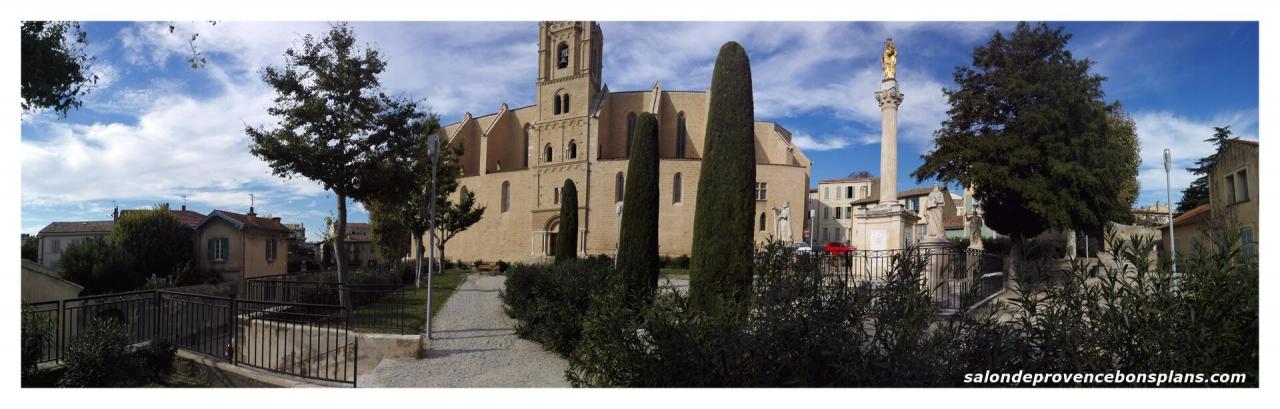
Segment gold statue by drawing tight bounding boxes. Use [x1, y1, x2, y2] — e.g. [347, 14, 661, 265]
[881, 38, 897, 81]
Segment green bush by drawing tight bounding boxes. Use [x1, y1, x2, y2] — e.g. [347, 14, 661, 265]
[556, 179, 579, 262]
[500, 256, 617, 357]
[58, 317, 133, 387]
[689, 41, 757, 313]
[21, 305, 54, 382]
[59, 238, 133, 294]
[674, 255, 690, 269]
[496, 260, 510, 273]
[131, 341, 177, 384]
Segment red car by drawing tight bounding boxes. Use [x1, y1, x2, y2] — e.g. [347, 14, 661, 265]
[824, 241, 856, 256]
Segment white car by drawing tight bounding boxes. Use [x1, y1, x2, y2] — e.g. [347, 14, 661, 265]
[793, 242, 814, 254]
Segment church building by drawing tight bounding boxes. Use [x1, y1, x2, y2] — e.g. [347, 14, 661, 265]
[431, 21, 812, 263]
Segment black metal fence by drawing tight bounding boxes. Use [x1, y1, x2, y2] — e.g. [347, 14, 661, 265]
[811, 247, 1006, 311]
[22, 289, 357, 387]
[243, 274, 410, 334]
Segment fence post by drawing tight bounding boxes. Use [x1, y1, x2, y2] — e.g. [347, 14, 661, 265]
[153, 291, 161, 343]
[57, 299, 64, 364]
[229, 292, 237, 364]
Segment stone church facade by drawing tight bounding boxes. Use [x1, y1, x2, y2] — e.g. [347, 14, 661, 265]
[432, 21, 811, 263]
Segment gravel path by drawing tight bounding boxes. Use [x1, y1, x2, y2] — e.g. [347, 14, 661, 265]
[358, 274, 570, 387]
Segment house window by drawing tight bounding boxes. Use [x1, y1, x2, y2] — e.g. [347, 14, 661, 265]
[823, 207, 829, 220]
[52, 239, 61, 254]
[672, 173, 683, 204]
[553, 94, 562, 115]
[625, 113, 636, 157]
[835, 207, 842, 220]
[562, 94, 570, 114]
[759, 212, 767, 232]
[544, 144, 553, 163]
[756, 182, 768, 201]
[266, 238, 277, 261]
[557, 42, 569, 69]
[554, 187, 560, 205]
[1225, 174, 1236, 204]
[1242, 225, 1256, 257]
[502, 181, 511, 213]
[1235, 169, 1250, 203]
[676, 112, 687, 158]
[568, 140, 578, 160]
[208, 238, 229, 261]
[860, 186, 868, 198]
[846, 186, 853, 199]
[615, 172, 625, 202]
[847, 206, 853, 218]
[822, 228, 829, 242]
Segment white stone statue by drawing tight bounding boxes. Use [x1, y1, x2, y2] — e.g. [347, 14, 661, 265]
[773, 201, 793, 240]
[924, 183, 945, 241]
[968, 210, 984, 249]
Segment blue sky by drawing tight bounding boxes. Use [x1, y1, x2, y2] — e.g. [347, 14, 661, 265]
[20, 21, 1259, 240]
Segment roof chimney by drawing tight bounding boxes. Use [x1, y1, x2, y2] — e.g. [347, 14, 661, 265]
[112, 206, 119, 220]
[247, 206, 256, 217]
[181, 204, 186, 211]
[272, 217, 281, 223]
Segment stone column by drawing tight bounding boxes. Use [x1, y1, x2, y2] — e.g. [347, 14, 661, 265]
[875, 80, 905, 204]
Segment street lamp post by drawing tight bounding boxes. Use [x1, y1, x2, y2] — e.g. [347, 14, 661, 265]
[809, 209, 816, 248]
[426, 133, 440, 339]
[1164, 148, 1176, 276]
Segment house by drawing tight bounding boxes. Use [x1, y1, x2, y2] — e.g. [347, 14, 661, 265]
[324, 222, 385, 267]
[1162, 139, 1258, 258]
[193, 208, 291, 281]
[35, 220, 113, 272]
[814, 177, 958, 246]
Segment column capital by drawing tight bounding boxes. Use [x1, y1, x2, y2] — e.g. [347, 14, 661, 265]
[875, 87, 905, 108]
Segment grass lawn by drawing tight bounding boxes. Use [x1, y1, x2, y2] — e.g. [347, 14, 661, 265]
[351, 268, 469, 334]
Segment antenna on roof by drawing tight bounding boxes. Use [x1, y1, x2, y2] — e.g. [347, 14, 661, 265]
[248, 193, 257, 217]
[180, 194, 188, 212]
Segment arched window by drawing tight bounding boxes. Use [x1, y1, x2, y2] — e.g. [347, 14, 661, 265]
[523, 126, 530, 168]
[676, 112, 687, 158]
[672, 173, 683, 204]
[561, 94, 570, 114]
[759, 212, 767, 232]
[544, 144, 553, 163]
[553, 94, 561, 115]
[625, 112, 636, 157]
[557, 42, 569, 69]
[501, 181, 510, 213]
[553, 187, 560, 205]
[615, 172, 625, 202]
[568, 140, 578, 159]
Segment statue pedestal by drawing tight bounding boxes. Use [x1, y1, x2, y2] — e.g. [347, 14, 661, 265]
[918, 238, 952, 305]
[853, 203, 919, 252]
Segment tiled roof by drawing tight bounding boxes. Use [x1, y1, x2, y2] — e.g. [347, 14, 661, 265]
[118, 208, 206, 228]
[200, 210, 292, 233]
[943, 214, 966, 229]
[819, 176, 878, 184]
[898, 187, 936, 198]
[1231, 138, 1258, 147]
[38, 221, 115, 235]
[1163, 203, 1211, 229]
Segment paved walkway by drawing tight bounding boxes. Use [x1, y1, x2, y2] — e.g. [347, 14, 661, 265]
[358, 274, 570, 387]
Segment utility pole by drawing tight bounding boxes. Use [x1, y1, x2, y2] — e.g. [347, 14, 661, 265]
[426, 133, 440, 339]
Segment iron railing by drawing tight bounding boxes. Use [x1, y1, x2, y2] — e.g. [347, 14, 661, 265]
[806, 247, 1006, 311]
[243, 275, 410, 334]
[21, 289, 357, 387]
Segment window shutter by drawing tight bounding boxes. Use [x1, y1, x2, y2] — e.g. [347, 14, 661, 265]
[207, 239, 215, 261]
[221, 238, 230, 259]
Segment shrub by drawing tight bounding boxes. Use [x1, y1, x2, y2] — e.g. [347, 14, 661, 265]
[131, 341, 177, 384]
[495, 260, 510, 273]
[556, 179, 579, 262]
[618, 112, 661, 307]
[59, 238, 133, 294]
[501, 257, 616, 357]
[21, 305, 54, 382]
[689, 41, 757, 313]
[674, 255, 690, 269]
[59, 317, 132, 387]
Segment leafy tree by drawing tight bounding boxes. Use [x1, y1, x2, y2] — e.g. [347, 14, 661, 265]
[617, 113, 661, 307]
[246, 23, 425, 295]
[111, 204, 193, 283]
[555, 179, 580, 262]
[367, 199, 411, 268]
[434, 187, 486, 268]
[21, 21, 97, 117]
[21, 234, 39, 261]
[912, 22, 1140, 244]
[59, 238, 131, 294]
[1176, 126, 1234, 215]
[688, 41, 758, 313]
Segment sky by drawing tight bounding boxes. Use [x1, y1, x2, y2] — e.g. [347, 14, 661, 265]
[19, 21, 1259, 240]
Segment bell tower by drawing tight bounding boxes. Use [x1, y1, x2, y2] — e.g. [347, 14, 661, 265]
[537, 21, 603, 119]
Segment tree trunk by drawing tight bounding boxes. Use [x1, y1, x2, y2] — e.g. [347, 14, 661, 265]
[335, 194, 351, 315]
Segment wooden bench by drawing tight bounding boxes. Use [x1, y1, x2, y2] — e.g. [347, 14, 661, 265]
[476, 262, 500, 273]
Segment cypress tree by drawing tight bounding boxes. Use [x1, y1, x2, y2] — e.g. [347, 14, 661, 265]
[555, 179, 579, 262]
[688, 41, 757, 312]
[617, 112, 661, 307]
